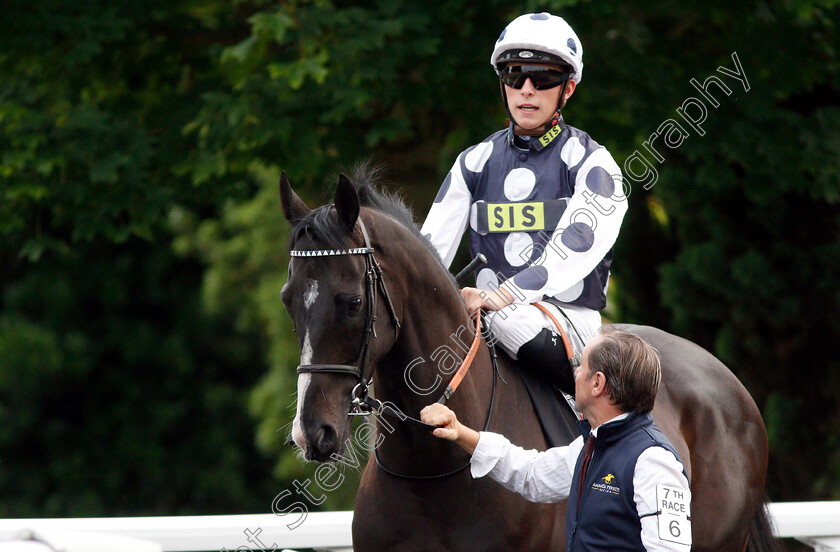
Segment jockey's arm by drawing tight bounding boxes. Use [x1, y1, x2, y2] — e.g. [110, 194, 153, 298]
[421, 153, 471, 269]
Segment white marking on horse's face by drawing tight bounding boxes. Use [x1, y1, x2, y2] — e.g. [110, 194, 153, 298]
[292, 278, 319, 450]
[301, 329, 314, 365]
[303, 279, 319, 310]
[291, 372, 310, 449]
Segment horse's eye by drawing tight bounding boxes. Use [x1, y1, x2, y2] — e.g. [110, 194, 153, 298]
[349, 296, 363, 313]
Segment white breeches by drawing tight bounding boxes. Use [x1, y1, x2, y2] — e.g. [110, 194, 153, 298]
[485, 302, 602, 359]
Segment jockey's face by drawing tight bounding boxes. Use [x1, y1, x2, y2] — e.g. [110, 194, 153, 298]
[503, 63, 576, 131]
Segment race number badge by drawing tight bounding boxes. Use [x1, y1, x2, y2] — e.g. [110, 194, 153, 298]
[656, 484, 692, 546]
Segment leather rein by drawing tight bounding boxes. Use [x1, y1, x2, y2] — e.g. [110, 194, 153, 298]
[291, 217, 498, 479]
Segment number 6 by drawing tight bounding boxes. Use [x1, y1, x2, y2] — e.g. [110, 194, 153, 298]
[669, 520, 681, 537]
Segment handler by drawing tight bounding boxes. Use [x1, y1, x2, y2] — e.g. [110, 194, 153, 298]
[421, 327, 692, 552]
[421, 12, 628, 394]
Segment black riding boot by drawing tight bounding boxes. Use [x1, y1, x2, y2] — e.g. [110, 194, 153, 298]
[516, 328, 575, 395]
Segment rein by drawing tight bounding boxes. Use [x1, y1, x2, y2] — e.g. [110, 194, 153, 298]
[290, 217, 497, 479]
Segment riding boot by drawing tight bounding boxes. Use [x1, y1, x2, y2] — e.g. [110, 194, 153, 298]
[516, 328, 575, 395]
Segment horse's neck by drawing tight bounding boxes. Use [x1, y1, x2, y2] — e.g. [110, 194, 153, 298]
[379, 306, 490, 410]
[372, 259, 494, 463]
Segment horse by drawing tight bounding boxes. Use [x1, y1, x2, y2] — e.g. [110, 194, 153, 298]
[279, 166, 777, 552]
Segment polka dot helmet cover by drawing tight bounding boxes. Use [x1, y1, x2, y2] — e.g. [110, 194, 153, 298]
[491, 12, 584, 83]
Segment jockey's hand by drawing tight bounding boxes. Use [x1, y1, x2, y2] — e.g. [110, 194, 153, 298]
[460, 286, 515, 313]
[460, 287, 486, 313]
[421, 403, 479, 454]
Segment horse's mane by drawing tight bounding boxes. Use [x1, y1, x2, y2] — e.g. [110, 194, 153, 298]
[291, 163, 450, 274]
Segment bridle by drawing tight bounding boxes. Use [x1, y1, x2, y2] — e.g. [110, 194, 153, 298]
[290, 216, 498, 479]
[293, 217, 401, 385]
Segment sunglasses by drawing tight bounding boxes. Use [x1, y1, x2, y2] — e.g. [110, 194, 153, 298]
[499, 65, 572, 90]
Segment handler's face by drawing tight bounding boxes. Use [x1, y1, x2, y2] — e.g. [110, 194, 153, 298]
[574, 336, 601, 416]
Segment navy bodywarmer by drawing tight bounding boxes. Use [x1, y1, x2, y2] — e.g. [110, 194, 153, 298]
[566, 413, 686, 552]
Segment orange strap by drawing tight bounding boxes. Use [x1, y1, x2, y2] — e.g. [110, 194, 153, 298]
[532, 302, 579, 367]
[437, 314, 482, 404]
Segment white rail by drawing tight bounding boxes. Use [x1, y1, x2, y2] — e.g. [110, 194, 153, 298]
[0, 503, 837, 551]
[769, 502, 840, 551]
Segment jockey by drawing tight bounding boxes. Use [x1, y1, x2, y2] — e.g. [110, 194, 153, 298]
[421, 12, 628, 394]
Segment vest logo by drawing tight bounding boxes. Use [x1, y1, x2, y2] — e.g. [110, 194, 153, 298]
[486, 201, 546, 232]
[592, 474, 621, 496]
[538, 123, 563, 147]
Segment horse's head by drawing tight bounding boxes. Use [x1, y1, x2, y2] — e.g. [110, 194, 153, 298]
[280, 171, 403, 461]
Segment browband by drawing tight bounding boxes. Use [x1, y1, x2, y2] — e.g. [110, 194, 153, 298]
[290, 247, 374, 257]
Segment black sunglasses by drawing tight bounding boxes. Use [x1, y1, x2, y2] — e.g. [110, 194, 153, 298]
[499, 65, 572, 90]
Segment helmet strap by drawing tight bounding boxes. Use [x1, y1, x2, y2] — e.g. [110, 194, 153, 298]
[541, 79, 569, 132]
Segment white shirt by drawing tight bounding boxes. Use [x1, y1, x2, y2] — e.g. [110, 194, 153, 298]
[470, 415, 691, 551]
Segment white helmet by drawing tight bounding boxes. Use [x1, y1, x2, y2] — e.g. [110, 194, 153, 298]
[490, 13, 584, 84]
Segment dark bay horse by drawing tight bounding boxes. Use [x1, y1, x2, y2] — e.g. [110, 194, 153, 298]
[279, 167, 776, 551]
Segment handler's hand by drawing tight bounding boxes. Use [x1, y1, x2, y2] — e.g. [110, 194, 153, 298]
[421, 403, 460, 440]
[421, 403, 480, 454]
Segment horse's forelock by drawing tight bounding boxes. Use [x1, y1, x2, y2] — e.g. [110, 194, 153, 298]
[289, 204, 350, 252]
[286, 165, 457, 289]
[348, 165, 449, 271]
[287, 163, 446, 270]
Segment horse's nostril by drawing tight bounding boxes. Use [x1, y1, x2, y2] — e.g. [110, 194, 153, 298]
[313, 424, 337, 456]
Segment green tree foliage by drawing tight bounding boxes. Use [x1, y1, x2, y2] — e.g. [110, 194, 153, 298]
[1, 0, 838, 517]
[0, 0, 246, 257]
[0, 0, 278, 515]
[0, 242, 278, 516]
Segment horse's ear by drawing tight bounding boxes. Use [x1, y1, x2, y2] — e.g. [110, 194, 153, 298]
[334, 173, 360, 232]
[279, 171, 311, 225]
